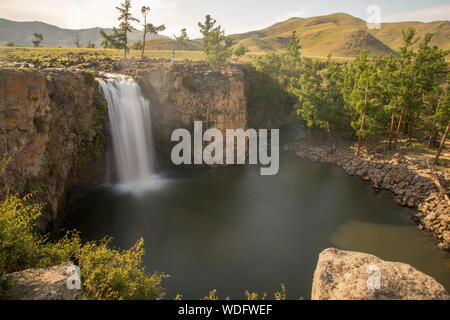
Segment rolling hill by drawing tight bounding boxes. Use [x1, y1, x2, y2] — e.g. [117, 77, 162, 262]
[228, 13, 450, 57]
[0, 18, 166, 48]
[1, 13, 449, 57]
[369, 20, 450, 52]
[142, 38, 202, 51]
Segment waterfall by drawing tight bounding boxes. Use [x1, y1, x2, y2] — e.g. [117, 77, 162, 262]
[100, 76, 155, 184]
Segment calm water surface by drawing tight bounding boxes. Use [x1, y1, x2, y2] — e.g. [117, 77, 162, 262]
[70, 146, 450, 299]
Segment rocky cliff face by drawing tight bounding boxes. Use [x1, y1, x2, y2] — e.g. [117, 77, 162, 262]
[128, 62, 247, 166]
[0, 69, 107, 232]
[0, 63, 249, 230]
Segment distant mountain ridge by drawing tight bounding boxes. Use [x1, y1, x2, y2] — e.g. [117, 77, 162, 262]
[0, 18, 167, 48]
[1, 13, 449, 57]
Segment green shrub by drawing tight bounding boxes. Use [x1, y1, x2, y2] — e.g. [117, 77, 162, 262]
[0, 192, 44, 275]
[0, 193, 167, 300]
[202, 289, 219, 300]
[79, 237, 167, 300]
[274, 283, 287, 300]
[0, 192, 74, 275]
[83, 71, 95, 87]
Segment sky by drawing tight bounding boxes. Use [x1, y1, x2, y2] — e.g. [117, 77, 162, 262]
[0, 0, 449, 38]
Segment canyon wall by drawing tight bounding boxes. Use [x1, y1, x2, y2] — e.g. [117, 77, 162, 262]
[126, 62, 248, 166]
[0, 62, 249, 230]
[0, 69, 108, 232]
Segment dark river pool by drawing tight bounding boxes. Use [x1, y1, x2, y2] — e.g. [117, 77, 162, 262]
[70, 140, 450, 299]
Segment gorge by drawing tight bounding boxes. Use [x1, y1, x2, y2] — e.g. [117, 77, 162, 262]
[0, 62, 449, 299]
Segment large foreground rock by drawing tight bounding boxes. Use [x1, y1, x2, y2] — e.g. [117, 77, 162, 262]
[0, 264, 81, 300]
[311, 248, 449, 300]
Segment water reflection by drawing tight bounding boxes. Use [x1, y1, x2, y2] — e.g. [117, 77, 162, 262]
[70, 151, 450, 299]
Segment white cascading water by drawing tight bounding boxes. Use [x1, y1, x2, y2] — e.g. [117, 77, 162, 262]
[100, 76, 155, 184]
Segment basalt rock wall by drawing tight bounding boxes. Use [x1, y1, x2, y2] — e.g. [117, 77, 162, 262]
[0, 69, 108, 232]
[129, 62, 248, 167]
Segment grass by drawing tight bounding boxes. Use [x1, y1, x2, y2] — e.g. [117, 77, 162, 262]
[228, 13, 449, 57]
[0, 46, 357, 67]
[0, 46, 206, 64]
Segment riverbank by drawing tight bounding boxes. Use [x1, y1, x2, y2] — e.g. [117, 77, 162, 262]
[284, 138, 450, 251]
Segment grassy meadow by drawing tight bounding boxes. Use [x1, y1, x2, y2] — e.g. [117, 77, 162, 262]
[0, 46, 205, 63]
[0, 46, 357, 67]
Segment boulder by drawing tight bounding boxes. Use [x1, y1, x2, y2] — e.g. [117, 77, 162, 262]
[311, 248, 449, 300]
[0, 264, 81, 300]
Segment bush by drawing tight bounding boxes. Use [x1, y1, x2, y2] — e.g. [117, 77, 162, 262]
[83, 71, 95, 87]
[0, 193, 167, 300]
[79, 237, 167, 300]
[0, 193, 77, 275]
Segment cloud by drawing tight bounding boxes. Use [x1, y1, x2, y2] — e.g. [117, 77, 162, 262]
[0, 0, 180, 29]
[382, 4, 450, 22]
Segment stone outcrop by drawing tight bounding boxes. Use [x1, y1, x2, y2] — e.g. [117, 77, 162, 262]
[312, 248, 449, 300]
[286, 141, 450, 251]
[0, 264, 80, 300]
[0, 69, 108, 232]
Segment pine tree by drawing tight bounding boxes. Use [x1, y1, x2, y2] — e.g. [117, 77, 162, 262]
[99, 28, 125, 49]
[342, 51, 379, 157]
[75, 34, 81, 48]
[288, 31, 301, 58]
[86, 40, 96, 48]
[140, 6, 165, 59]
[116, 0, 139, 58]
[174, 28, 189, 50]
[198, 15, 234, 68]
[32, 33, 43, 47]
[392, 27, 418, 148]
[234, 44, 249, 61]
[198, 15, 217, 56]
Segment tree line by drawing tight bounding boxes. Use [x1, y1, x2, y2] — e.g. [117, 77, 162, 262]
[251, 28, 449, 163]
[23, 2, 249, 63]
[99, 3, 248, 64]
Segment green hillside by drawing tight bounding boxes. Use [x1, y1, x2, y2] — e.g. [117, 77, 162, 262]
[143, 38, 202, 51]
[1, 13, 448, 57]
[369, 21, 450, 51]
[228, 13, 450, 57]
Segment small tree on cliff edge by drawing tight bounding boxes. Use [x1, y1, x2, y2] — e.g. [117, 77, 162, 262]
[234, 44, 249, 61]
[32, 33, 43, 47]
[116, 0, 139, 58]
[288, 31, 301, 58]
[140, 6, 166, 59]
[198, 15, 234, 69]
[175, 28, 189, 50]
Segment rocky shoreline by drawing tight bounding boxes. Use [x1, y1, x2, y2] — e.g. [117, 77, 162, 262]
[284, 140, 450, 251]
